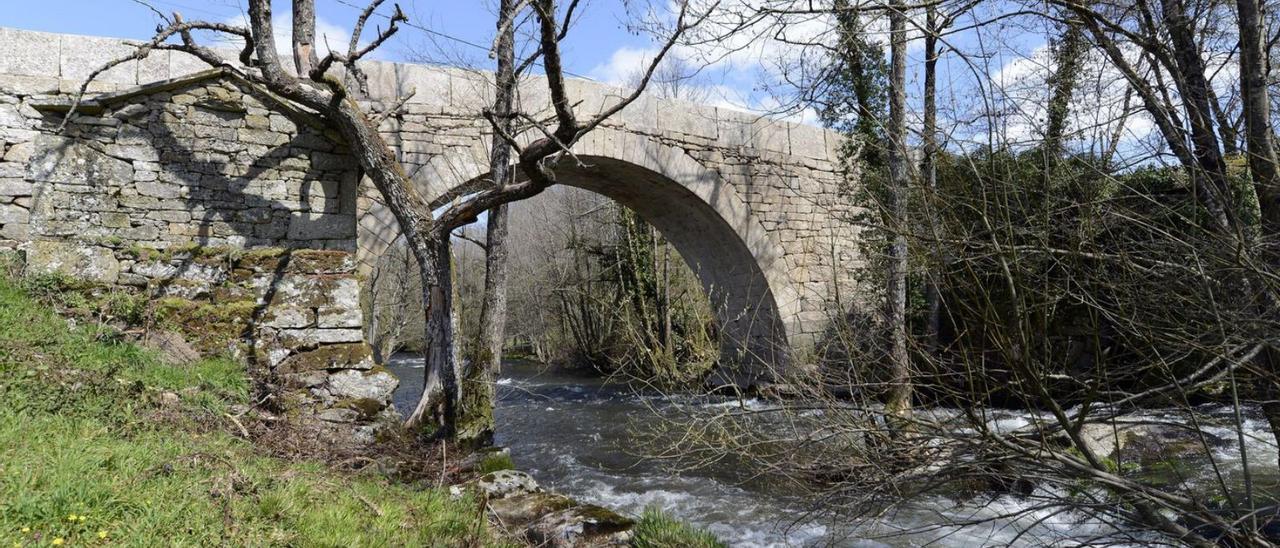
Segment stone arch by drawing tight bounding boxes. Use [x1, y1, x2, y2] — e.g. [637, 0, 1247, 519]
[358, 132, 804, 381]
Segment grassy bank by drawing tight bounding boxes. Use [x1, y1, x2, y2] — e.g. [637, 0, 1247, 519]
[0, 275, 496, 546]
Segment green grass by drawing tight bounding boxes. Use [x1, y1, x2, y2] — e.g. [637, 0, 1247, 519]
[0, 276, 499, 547]
[476, 452, 516, 475]
[631, 506, 726, 548]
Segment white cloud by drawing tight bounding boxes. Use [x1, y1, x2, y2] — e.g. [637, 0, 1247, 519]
[987, 41, 1156, 153]
[215, 11, 368, 59]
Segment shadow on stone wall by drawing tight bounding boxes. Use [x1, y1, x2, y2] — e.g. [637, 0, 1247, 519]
[23, 75, 398, 447]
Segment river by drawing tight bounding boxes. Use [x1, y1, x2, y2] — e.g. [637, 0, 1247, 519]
[386, 356, 1280, 547]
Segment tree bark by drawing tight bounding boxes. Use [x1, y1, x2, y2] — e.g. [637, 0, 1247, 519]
[1237, 0, 1280, 233]
[922, 3, 942, 358]
[885, 0, 912, 419]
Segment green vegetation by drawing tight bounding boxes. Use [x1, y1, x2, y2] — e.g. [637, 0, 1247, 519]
[476, 452, 516, 475]
[631, 506, 725, 548]
[0, 276, 498, 546]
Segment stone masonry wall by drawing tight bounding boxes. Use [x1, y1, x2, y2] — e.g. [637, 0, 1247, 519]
[0, 27, 393, 442]
[0, 26, 865, 373]
[4, 74, 359, 283]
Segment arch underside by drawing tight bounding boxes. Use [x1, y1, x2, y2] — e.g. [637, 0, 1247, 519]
[361, 147, 803, 383]
[480, 156, 792, 381]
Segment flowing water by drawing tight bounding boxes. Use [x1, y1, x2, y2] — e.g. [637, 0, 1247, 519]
[386, 356, 1280, 547]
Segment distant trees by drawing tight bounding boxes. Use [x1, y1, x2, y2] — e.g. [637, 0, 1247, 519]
[640, 0, 1280, 544]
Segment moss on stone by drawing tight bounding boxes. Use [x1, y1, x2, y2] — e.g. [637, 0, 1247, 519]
[155, 297, 258, 354]
[235, 247, 289, 272]
[288, 250, 355, 274]
[276, 343, 372, 373]
[338, 397, 385, 419]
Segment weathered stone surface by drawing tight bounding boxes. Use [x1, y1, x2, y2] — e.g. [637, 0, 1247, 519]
[27, 135, 134, 186]
[327, 369, 397, 402]
[317, 305, 361, 328]
[276, 343, 373, 373]
[317, 408, 360, 423]
[261, 305, 314, 329]
[141, 330, 202, 365]
[474, 470, 541, 500]
[287, 212, 355, 240]
[488, 492, 577, 528]
[26, 241, 120, 283]
[525, 505, 635, 548]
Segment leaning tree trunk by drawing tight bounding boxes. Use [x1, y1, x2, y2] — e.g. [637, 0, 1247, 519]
[456, 0, 518, 446]
[884, 0, 912, 419]
[315, 87, 454, 436]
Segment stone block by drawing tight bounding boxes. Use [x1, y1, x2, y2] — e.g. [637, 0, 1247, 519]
[27, 135, 135, 186]
[0, 222, 28, 241]
[2, 142, 32, 163]
[0, 179, 29, 196]
[238, 128, 288, 147]
[262, 305, 315, 329]
[276, 342, 373, 373]
[26, 241, 120, 284]
[136, 49, 170, 84]
[61, 35, 138, 85]
[0, 28, 60, 78]
[327, 369, 398, 402]
[0, 203, 28, 225]
[658, 98, 716, 139]
[287, 212, 355, 240]
[317, 305, 361, 329]
[789, 123, 829, 160]
[281, 328, 365, 346]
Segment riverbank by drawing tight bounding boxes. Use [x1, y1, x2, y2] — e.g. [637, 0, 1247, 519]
[0, 275, 500, 546]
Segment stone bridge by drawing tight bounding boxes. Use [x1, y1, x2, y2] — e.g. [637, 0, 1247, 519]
[0, 27, 863, 376]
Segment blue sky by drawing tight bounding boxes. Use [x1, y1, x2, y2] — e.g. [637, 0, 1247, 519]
[3, 0, 655, 81]
[5, 0, 1150, 155]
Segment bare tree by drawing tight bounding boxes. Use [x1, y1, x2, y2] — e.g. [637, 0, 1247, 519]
[68, 0, 701, 439]
[884, 0, 912, 419]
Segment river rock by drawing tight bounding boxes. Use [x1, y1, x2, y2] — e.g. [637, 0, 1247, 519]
[525, 505, 635, 547]
[489, 491, 576, 527]
[474, 469, 541, 499]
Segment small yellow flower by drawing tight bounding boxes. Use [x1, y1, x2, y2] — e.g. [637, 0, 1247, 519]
[97, 531, 107, 539]
[77, 516, 85, 523]
[51, 539, 64, 546]
[66, 514, 77, 522]
[20, 527, 30, 533]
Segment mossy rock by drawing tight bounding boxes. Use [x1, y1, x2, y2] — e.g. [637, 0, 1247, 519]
[154, 297, 257, 355]
[287, 250, 356, 274]
[338, 397, 386, 420]
[526, 504, 635, 546]
[235, 248, 289, 273]
[488, 492, 577, 529]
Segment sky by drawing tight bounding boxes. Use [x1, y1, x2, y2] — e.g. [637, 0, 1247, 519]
[3, 0, 660, 85]
[3, 0, 1166, 156]
[2, 0, 838, 121]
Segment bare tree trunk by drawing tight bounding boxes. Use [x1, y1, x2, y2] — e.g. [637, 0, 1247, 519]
[885, 0, 912, 419]
[922, 3, 942, 358]
[457, 0, 518, 445]
[1237, 0, 1280, 232]
[406, 235, 460, 435]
